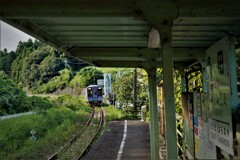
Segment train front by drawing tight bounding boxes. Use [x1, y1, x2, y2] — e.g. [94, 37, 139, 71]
[86, 85, 103, 106]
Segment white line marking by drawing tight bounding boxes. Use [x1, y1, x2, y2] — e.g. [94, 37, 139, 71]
[116, 120, 127, 160]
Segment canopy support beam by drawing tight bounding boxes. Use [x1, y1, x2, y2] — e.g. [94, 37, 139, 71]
[146, 64, 160, 160]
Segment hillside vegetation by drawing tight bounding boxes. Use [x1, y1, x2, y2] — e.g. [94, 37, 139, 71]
[0, 39, 90, 93]
[0, 71, 53, 115]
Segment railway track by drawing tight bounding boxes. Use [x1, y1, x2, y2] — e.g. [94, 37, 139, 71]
[48, 107, 104, 160]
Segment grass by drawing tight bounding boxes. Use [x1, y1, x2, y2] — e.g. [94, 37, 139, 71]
[103, 105, 125, 122]
[0, 97, 125, 159]
[0, 95, 92, 159]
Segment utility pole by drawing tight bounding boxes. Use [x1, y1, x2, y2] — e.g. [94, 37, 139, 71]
[64, 59, 67, 69]
[133, 68, 137, 115]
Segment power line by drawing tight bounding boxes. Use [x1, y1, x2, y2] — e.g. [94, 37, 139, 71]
[5, 56, 87, 65]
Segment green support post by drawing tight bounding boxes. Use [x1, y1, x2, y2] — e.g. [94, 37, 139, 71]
[200, 59, 208, 93]
[181, 73, 186, 93]
[147, 67, 160, 160]
[162, 43, 178, 159]
[229, 37, 238, 112]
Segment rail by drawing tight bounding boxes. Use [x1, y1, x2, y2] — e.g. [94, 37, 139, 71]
[76, 108, 104, 159]
[48, 108, 104, 160]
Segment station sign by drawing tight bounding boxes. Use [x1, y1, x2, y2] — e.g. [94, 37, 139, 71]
[206, 37, 234, 155]
[104, 74, 111, 94]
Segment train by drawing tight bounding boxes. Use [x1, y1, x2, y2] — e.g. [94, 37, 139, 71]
[86, 85, 103, 106]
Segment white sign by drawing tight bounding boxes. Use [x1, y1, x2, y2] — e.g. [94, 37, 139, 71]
[104, 74, 111, 94]
[206, 37, 234, 155]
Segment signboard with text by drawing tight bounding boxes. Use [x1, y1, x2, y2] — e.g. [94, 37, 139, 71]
[206, 37, 234, 155]
[104, 74, 111, 94]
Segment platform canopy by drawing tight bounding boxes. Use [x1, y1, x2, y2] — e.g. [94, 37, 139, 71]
[1, 0, 240, 69]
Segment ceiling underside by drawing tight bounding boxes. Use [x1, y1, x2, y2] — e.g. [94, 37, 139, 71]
[1, 0, 240, 69]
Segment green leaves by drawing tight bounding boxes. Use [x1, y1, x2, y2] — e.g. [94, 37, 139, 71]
[0, 94, 91, 159]
[112, 71, 134, 107]
[0, 96, 92, 159]
[112, 68, 148, 112]
[104, 105, 124, 121]
[0, 73, 30, 115]
[0, 71, 55, 115]
[1, 39, 87, 93]
[0, 50, 16, 75]
[69, 67, 103, 89]
[37, 69, 72, 93]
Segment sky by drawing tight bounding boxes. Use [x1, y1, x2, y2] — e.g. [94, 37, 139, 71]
[0, 21, 34, 52]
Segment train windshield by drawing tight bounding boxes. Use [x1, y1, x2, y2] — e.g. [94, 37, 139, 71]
[98, 87, 103, 96]
[87, 88, 92, 96]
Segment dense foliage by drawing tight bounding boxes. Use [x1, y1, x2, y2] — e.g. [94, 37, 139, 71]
[69, 66, 103, 89]
[0, 39, 87, 93]
[104, 105, 125, 122]
[0, 49, 16, 76]
[156, 68, 184, 114]
[112, 71, 134, 107]
[112, 68, 148, 118]
[0, 71, 54, 115]
[0, 71, 30, 115]
[97, 67, 130, 82]
[36, 69, 73, 93]
[12, 43, 67, 90]
[0, 39, 106, 115]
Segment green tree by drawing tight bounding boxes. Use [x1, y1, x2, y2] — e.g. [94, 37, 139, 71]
[0, 49, 16, 75]
[69, 67, 103, 89]
[37, 69, 73, 93]
[112, 71, 134, 108]
[0, 71, 30, 115]
[136, 69, 149, 107]
[112, 68, 149, 118]
[0, 39, 89, 93]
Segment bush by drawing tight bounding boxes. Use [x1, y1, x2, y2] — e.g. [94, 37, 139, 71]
[104, 105, 124, 122]
[36, 69, 72, 93]
[69, 67, 103, 89]
[0, 72, 31, 115]
[52, 95, 91, 113]
[28, 96, 53, 110]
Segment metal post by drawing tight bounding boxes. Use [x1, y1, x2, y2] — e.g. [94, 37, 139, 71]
[147, 67, 160, 160]
[160, 86, 165, 136]
[162, 43, 178, 159]
[229, 37, 238, 112]
[200, 60, 208, 93]
[185, 73, 189, 92]
[181, 73, 186, 92]
[133, 68, 137, 114]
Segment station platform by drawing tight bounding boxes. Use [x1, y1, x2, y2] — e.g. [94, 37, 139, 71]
[84, 120, 151, 160]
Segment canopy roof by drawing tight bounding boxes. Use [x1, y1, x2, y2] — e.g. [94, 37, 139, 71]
[1, 0, 240, 68]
